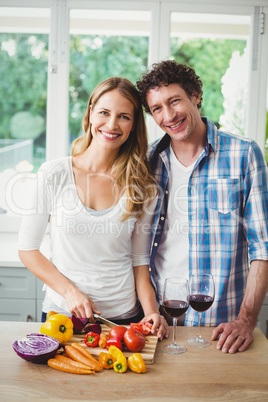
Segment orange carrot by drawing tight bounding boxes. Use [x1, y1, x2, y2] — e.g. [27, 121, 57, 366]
[54, 354, 95, 371]
[65, 345, 102, 372]
[71, 342, 102, 371]
[47, 358, 94, 374]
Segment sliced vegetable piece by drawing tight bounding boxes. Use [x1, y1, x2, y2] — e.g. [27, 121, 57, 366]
[130, 321, 152, 335]
[12, 333, 59, 364]
[71, 316, 89, 333]
[83, 323, 102, 335]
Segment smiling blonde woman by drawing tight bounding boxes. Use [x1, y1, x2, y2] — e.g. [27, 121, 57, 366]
[18, 77, 168, 340]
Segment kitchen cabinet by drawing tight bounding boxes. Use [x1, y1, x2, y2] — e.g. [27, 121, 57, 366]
[1, 265, 268, 336]
[0, 266, 43, 322]
[0, 234, 267, 331]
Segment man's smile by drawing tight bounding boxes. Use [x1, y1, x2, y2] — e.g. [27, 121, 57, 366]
[166, 118, 186, 131]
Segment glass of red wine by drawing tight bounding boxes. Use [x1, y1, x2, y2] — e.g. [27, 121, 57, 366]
[161, 277, 189, 354]
[187, 273, 215, 348]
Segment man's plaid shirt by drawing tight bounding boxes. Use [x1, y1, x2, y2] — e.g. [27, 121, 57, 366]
[147, 118, 268, 326]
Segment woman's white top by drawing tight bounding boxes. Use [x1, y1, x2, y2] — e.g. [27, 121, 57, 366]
[18, 156, 155, 318]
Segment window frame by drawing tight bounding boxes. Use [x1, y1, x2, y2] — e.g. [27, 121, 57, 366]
[0, 0, 267, 233]
[156, 2, 268, 149]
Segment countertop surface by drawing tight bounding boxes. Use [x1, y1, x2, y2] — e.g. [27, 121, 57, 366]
[0, 322, 268, 402]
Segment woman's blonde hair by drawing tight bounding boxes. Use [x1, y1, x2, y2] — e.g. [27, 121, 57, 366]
[71, 77, 156, 221]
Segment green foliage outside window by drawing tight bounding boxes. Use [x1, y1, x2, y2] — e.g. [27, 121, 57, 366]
[1, 33, 267, 168]
[68, 35, 149, 142]
[171, 38, 246, 124]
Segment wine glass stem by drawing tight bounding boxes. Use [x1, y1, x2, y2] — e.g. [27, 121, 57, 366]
[172, 317, 178, 345]
[197, 312, 202, 340]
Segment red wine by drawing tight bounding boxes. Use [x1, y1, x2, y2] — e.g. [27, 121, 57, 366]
[189, 294, 214, 312]
[162, 300, 189, 318]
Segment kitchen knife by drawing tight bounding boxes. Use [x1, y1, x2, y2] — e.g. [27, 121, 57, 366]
[93, 313, 117, 328]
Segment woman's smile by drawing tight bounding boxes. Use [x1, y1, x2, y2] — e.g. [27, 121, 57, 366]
[99, 130, 121, 140]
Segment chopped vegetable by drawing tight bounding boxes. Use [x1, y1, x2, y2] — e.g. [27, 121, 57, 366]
[71, 316, 101, 335]
[12, 333, 59, 364]
[108, 345, 128, 373]
[130, 321, 153, 336]
[40, 314, 73, 344]
[84, 332, 100, 347]
[128, 353, 146, 373]
[98, 352, 116, 369]
[98, 332, 108, 348]
[70, 316, 89, 333]
[66, 343, 102, 372]
[83, 323, 102, 335]
[47, 357, 94, 374]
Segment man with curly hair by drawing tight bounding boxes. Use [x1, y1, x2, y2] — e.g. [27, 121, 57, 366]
[136, 60, 268, 353]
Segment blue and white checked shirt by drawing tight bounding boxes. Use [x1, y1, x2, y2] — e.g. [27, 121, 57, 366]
[148, 118, 268, 326]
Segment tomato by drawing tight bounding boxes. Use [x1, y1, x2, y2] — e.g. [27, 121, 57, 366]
[109, 326, 127, 341]
[144, 321, 153, 331]
[130, 323, 145, 335]
[130, 321, 153, 336]
[123, 328, 145, 352]
[106, 338, 123, 351]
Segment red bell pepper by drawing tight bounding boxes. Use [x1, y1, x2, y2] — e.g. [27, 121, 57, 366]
[84, 331, 100, 347]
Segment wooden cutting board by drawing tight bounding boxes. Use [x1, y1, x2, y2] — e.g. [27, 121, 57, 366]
[67, 325, 158, 364]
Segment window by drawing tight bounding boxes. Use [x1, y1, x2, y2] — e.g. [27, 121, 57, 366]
[68, 9, 150, 146]
[170, 12, 250, 136]
[0, 1, 268, 232]
[0, 6, 49, 222]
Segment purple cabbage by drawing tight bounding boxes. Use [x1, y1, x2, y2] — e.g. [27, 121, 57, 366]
[13, 333, 59, 364]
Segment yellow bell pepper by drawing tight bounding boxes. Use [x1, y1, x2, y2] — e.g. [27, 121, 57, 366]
[108, 345, 128, 373]
[40, 314, 73, 344]
[128, 353, 146, 373]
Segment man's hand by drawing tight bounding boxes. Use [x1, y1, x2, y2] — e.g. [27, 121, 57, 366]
[212, 260, 268, 354]
[211, 318, 254, 353]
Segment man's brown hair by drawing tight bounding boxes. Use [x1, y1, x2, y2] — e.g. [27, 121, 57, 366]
[136, 60, 203, 114]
